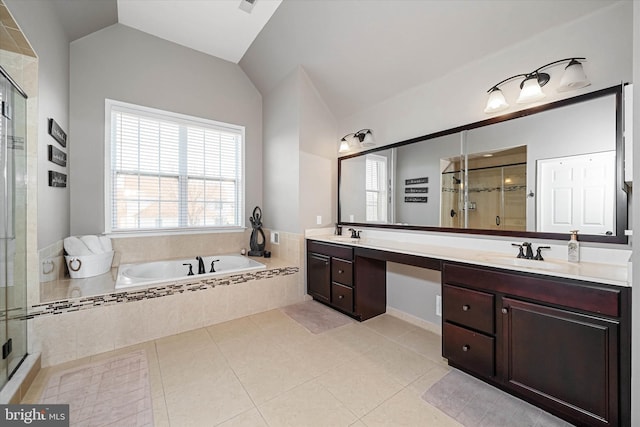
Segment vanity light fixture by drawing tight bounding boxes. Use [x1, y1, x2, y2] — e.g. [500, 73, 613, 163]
[484, 57, 590, 114]
[338, 129, 375, 153]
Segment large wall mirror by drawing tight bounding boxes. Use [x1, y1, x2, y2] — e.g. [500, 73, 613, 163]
[338, 85, 627, 243]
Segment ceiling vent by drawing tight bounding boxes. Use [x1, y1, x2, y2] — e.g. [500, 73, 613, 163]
[239, 0, 256, 14]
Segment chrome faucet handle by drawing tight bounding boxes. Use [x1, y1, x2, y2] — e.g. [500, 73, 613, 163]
[534, 246, 551, 261]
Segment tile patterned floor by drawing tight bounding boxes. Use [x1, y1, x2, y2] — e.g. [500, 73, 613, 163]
[23, 308, 493, 426]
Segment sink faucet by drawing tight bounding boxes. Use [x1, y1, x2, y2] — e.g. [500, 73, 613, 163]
[196, 256, 205, 274]
[512, 242, 534, 259]
[348, 228, 361, 239]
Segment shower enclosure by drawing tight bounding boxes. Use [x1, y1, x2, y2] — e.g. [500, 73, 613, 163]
[0, 66, 28, 389]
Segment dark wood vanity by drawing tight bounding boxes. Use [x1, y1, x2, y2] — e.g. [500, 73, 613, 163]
[306, 238, 631, 427]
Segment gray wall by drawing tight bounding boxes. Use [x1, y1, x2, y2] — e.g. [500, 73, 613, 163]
[5, 0, 70, 249]
[263, 66, 337, 233]
[387, 263, 441, 326]
[69, 23, 262, 235]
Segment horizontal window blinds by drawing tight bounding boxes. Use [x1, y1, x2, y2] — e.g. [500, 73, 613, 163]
[109, 103, 243, 232]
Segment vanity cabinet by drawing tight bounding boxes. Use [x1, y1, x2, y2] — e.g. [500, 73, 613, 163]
[442, 262, 630, 427]
[306, 240, 386, 320]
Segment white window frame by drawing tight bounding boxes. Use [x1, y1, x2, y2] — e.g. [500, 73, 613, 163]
[104, 99, 245, 235]
[365, 154, 388, 222]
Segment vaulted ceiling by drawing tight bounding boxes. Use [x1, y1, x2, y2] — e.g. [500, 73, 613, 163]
[44, 0, 617, 119]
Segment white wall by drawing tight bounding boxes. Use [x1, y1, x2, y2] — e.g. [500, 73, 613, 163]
[69, 24, 263, 235]
[5, 0, 70, 249]
[263, 68, 300, 233]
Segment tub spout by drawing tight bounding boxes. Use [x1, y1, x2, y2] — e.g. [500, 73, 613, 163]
[196, 256, 205, 274]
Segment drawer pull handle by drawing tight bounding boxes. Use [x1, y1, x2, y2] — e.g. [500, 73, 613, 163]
[462, 304, 470, 311]
[462, 345, 470, 352]
[338, 269, 343, 274]
[501, 308, 509, 314]
[338, 295, 344, 299]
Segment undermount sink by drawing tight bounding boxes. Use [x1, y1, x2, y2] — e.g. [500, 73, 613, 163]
[326, 236, 361, 244]
[481, 256, 571, 272]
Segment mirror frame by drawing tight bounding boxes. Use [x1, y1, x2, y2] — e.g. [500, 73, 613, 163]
[338, 85, 627, 244]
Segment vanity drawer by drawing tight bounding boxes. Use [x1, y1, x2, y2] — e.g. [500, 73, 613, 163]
[331, 258, 353, 286]
[331, 283, 354, 313]
[443, 322, 495, 378]
[307, 240, 353, 260]
[443, 284, 494, 334]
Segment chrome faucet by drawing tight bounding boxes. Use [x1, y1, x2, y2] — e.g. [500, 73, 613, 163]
[196, 256, 205, 274]
[348, 228, 361, 239]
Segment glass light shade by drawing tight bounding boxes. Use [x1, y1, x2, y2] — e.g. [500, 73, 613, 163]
[484, 88, 509, 113]
[517, 77, 546, 104]
[338, 138, 351, 153]
[557, 60, 590, 92]
[360, 130, 375, 147]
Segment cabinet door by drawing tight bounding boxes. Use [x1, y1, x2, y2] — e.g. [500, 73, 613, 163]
[501, 297, 619, 427]
[307, 253, 330, 302]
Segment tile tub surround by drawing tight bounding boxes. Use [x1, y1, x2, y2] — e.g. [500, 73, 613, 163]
[28, 259, 303, 367]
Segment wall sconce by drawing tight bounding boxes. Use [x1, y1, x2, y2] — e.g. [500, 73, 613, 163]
[484, 58, 590, 114]
[338, 129, 375, 153]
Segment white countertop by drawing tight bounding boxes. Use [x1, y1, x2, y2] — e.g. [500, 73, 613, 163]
[307, 234, 630, 287]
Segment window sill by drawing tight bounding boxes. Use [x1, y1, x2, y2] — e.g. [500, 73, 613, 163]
[104, 227, 247, 239]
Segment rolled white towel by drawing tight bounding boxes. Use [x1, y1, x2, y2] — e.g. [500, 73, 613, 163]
[80, 235, 104, 254]
[99, 236, 113, 252]
[63, 236, 93, 256]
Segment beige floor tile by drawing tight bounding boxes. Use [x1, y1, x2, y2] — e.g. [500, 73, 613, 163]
[158, 348, 230, 393]
[361, 388, 463, 427]
[349, 421, 367, 427]
[392, 327, 447, 364]
[207, 316, 264, 346]
[155, 327, 217, 358]
[317, 357, 404, 418]
[324, 323, 388, 356]
[151, 394, 170, 427]
[259, 380, 358, 427]
[233, 353, 315, 404]
[249, 308, 294, 329]
[363, 314, 418, 339]
[360, 338, 436, 386]
[164, 368, 254, 426]
[216, 408, 268, 427]
[407, 363, 451, 397]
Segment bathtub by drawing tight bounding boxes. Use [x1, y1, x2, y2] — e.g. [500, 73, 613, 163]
[115, 254, 266, 289]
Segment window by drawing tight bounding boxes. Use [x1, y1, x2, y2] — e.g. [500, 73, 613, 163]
[365, 154, 388, 222]
[105, 100, 244, 233]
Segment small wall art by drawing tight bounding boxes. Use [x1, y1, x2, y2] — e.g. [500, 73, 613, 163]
[405, 196, 428, 203]
[48, 145, 67, 167]
[48, 118, 67, 147]
[48, 171, 67, 188]
[405, 177, 428, 185]
[405, 187, 428, 194]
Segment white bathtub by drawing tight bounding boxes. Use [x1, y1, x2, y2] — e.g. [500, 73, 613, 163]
[115, 254, 266, 289]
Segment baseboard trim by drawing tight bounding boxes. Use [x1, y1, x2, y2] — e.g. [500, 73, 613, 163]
[386, 307, 442, 336]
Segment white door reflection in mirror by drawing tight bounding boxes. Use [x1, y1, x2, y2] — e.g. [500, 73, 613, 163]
[537, 151, 615, 235]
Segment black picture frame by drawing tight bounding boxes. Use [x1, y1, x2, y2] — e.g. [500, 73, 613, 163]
[405, 196, 428, 203]
[405, 187, 428, 194]
[48, 145, 67, 167]
[405, 177, 428, 185]
[48, 171, 67, 188]
[48, 118, 67, 147]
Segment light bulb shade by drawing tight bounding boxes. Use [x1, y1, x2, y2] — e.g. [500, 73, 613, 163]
[338, 138, 351, 153]
[484, 88, 509, 113]
[517, 77, 546, 104]
[359, 130, 375, 147]
[557, 59, 590, 92]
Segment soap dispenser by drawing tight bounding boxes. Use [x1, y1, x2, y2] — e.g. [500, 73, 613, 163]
[568, 230, 580, 262]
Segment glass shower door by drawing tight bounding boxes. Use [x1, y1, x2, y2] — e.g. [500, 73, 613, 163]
[0, 66, 28, 387]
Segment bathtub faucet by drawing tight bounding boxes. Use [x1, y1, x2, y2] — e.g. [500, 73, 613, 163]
[196, 256, 206, 274]
[210, 259, 220, 273]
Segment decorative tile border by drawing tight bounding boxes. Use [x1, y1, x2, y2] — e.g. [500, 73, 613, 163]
[26, 267, 299, 320]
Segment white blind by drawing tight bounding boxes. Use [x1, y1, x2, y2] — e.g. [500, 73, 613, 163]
[108, 101, 243, 232]
[365, 154, 387, 222]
